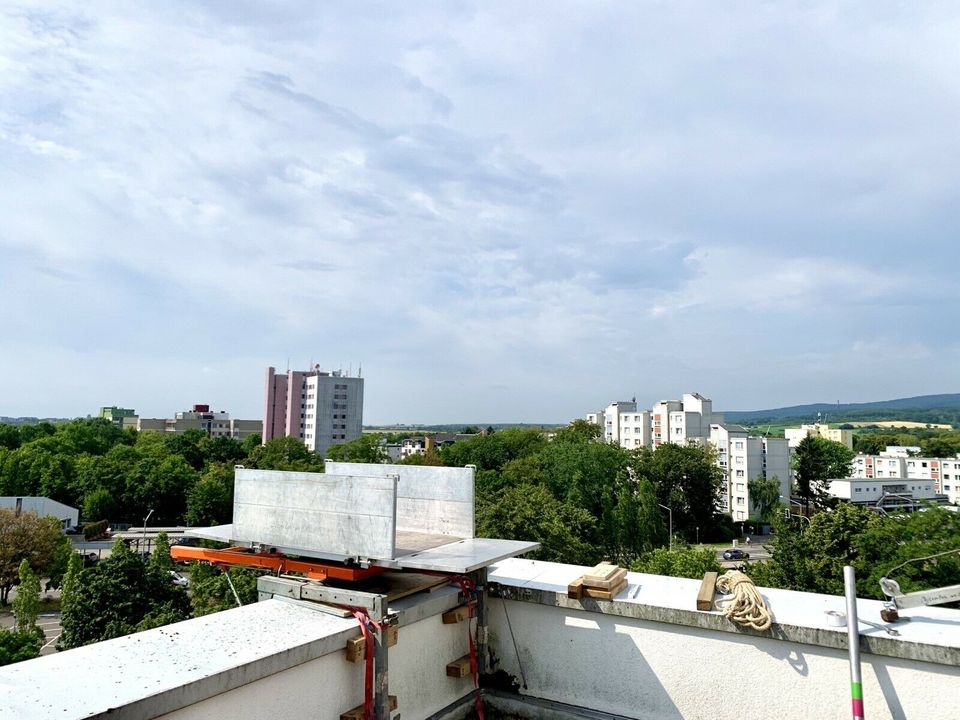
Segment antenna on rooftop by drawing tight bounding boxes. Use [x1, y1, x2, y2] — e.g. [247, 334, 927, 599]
[358, 362, 362, 378]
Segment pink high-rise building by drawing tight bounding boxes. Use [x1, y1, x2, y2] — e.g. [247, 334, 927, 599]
[263, 366, 364, 456]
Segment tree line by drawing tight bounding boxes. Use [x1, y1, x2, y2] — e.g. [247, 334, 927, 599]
[0, 419, 328, 528]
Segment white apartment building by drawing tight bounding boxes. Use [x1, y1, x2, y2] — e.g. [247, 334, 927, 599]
[263, 366, 364, 456]
[850, 451, 960, 505]
[784, 423, 854, 450]
[587, 393, 789, 520]
[710, 423, 791, 521]
[587, 401, 651, 448]
[652, 393, 721, 447]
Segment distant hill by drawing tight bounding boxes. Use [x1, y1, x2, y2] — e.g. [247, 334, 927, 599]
[725, 394, 960, 427]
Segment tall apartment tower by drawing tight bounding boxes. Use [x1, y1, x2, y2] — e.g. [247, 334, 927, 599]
[710, 423, 790, 521]
[263, 366, 364, 457]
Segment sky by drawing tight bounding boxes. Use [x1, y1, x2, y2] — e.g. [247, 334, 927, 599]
[1, 2, 959, 424]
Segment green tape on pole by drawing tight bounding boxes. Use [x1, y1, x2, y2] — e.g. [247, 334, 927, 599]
[851, 682, 863, 699]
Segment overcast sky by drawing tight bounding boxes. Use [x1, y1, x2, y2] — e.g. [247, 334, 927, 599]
[1, 2, 958, 424]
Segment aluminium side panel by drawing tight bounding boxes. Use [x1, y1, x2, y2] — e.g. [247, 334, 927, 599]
[324, 462, 474, 538]
[233, 468, 397, 559]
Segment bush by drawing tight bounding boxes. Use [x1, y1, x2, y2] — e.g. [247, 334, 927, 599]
[82, 520, 109, 540]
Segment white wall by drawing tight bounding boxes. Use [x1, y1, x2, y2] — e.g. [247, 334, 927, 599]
[487, 599, 959, 720]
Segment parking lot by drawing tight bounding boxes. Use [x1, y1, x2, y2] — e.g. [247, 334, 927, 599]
[0, 607, 61, 656]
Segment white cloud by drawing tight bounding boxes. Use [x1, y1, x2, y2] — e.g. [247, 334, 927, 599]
[0, 2, 958, 422]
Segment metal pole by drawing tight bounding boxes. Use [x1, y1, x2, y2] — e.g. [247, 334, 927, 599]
[475, 569, 489, 675]
[372, 594, 389, 720]
[844, 565, 864, 720]
[142, 509, 154, 553]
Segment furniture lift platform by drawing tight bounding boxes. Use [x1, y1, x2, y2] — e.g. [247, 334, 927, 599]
[173, 463, 538, 578]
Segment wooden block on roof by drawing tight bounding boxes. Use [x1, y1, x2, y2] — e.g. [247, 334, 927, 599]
[567, 576, 584, 599]
[446, 654, 472, 678]
[442, 605, 470, 624]
[585, 567, 626, 590]
[584, 562, 620, 582]
[697, 571, 719, 611]
[582, 578, 628, 600]
[344, 625, 398, 662]
[340, 696, 398, 720]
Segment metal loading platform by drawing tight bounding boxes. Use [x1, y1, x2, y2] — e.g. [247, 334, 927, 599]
[170, 461, 539, 720]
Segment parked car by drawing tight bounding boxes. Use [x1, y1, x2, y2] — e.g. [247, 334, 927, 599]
[722, 548, 750, 561]
[80, 551, 99, 567]
[169, 571, 189, 588]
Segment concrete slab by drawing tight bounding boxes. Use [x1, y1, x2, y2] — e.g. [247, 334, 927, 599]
[233, 469, 397, 560]
[394, 538, 540, 574]
[325, 462, 474, 538]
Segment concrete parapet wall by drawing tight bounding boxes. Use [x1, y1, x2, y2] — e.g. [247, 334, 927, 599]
[486, 559, 960, 720]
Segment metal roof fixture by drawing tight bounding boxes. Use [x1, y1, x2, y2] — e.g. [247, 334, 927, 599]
[171, 462, 538, 720]
[878, 548, 960, 622]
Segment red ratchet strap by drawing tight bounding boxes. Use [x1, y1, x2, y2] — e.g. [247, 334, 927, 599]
[351, 610, 383, 720]
[450, 577, 485, 720]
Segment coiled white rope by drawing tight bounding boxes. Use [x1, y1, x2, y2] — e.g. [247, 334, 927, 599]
[715, 570, 772, 631]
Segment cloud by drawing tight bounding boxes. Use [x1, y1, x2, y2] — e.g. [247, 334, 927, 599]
[0, 2, 958, 422]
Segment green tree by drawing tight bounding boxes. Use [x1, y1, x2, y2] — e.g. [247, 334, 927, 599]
[83, 486, 118, 523]
[0, 424, 21, 450]
[60, 551, 83, 616]
[920, 435, 960, 458]
[246, 437, 325, 472]
[793, 436, 855, 512]
[0, 628, 42, 666]
[164, 429, 208, 471]
[325, 434, 388, 463]
[190, 565, 263, 616]
[440, 428, 547, 471]
[198, 435, 246, 466]
[614, 477, 666, 557]
[57, 418, 130, 456]
[186, 464, 234, 526]
[0, 510, 67, 604]
[748, 475, 782, 522]
[150, 532, 174, 574]
[476, 484, 598, 565]
[125, 454, 199, 524]
[12, 559, 41, 634]
[630, 444, 726, 541]
[631, 547, 722, 579]
[552, 419, 603, 444]
[59, 538, 190, 649]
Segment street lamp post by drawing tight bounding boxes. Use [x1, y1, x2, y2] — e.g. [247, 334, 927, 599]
[657, 503, 673, 551]
[142, 508, 154, 554]
[696, 526, 700, 545]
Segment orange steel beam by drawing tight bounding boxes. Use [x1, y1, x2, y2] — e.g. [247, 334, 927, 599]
[170, 545, 384, 581]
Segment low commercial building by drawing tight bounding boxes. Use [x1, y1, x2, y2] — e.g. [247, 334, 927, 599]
[98, 406, 136, 426]
[827, 478, 945, 511]
[850, 452, 960, 505]
[0, 496, 79, 530]
[121, 405, 262, 440]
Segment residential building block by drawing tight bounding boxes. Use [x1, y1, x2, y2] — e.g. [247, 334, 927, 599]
[263, 365, 364, 456]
